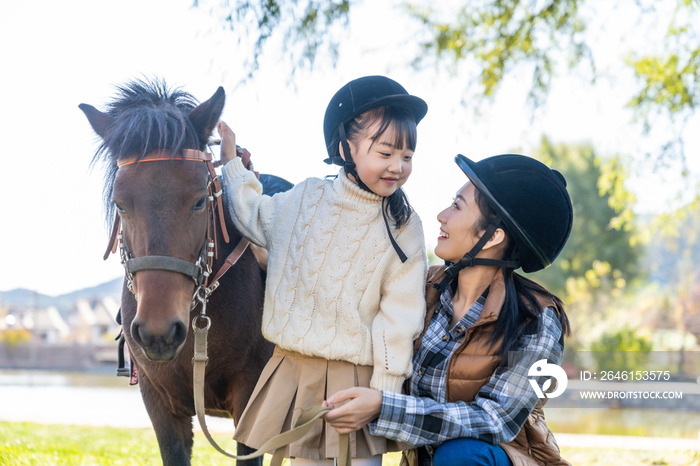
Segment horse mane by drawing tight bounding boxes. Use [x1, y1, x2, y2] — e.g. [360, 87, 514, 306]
[92, 78, 204, 225]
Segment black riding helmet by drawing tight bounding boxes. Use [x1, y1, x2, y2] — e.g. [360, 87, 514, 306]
[323, 75, 428, 169]
[436, 154, 574, 290]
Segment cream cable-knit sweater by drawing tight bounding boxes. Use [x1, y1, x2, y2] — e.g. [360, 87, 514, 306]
[222, 158, 427, 393]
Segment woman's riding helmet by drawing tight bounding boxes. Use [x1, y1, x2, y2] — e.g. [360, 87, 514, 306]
[438, 154, 573, 289]
[455, 154, 573, 273]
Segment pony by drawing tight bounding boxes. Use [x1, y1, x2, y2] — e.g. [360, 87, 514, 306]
[80, 78, 273, 465]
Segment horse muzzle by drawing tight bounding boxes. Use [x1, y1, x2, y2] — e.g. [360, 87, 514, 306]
[129, 270, 194, 361]
[131, 315, 188, 361]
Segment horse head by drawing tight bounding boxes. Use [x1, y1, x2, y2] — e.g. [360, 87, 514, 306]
[80, 79, 225, 361]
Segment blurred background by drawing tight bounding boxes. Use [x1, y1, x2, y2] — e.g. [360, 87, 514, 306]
[1, 0, 699, 464]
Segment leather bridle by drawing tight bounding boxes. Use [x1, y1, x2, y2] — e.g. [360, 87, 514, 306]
[103, 148, 249, 315]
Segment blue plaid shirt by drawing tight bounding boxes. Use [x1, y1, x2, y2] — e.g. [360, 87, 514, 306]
[370, 285, 563, 452]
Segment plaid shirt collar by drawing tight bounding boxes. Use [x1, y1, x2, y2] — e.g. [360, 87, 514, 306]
[439, 285, 488, 329]
[409, 286, 489, 403]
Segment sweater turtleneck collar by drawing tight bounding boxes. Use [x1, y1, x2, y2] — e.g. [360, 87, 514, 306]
[333, 168, 384, 204]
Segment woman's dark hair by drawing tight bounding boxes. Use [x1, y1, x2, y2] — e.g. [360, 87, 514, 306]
[327, 105, 417, 229]
[472, 189, 571, 363]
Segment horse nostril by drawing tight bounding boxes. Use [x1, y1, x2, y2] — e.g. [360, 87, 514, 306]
[171, 319, 187, 347]
[131, 320, 147, 347]
[130, 317, 187, 360]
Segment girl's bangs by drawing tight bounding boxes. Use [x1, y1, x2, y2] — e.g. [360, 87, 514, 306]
[364, 106, 418, 151]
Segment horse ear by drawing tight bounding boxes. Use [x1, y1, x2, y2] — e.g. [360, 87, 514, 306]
[188, 87, 226, 144]
[79, 104, 115, 140]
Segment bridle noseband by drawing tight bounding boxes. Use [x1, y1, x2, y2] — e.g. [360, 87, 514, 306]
[104, 148, 249, 313]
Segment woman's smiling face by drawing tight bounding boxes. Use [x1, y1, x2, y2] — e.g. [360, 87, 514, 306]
[434, 182, 484, 263]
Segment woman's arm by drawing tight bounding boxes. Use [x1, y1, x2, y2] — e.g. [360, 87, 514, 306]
[370, 307, 564, 446]
[325, 308, 563, 445]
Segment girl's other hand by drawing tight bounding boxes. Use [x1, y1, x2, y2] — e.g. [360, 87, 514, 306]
[218, 121, 238, 165]
[238, 147, 259, 178]
[323, 387, 383, 434]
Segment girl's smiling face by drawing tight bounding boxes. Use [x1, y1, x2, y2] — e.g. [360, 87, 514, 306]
[344, 119, 414, 197]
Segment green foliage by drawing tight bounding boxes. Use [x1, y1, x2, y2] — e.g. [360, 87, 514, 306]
[197, 0, 699, 167]
[589, 326, 652, 372]
[526, 137, 641, 300]
[408, 0, 699, 164]
[625, 0, 700, 165]
[194, 0, 351, 77]
[406, 0, 591, 108]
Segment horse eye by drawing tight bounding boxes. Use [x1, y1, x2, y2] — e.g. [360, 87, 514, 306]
[114, 203, 126, 214]
[194, 197, 207, 211]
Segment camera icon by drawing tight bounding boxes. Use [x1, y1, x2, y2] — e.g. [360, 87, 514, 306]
[528, 359, 568, 399]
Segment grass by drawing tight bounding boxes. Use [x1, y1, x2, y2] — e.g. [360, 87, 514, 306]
[1, 421, 699, 465]
[0, 421, 402, 466]
[559, 446, 700, 466]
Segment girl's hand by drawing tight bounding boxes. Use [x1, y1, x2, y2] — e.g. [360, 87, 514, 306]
[322, 387, 383, 434]
[218, 121, 238, 165]
[218, 121, 259, 177]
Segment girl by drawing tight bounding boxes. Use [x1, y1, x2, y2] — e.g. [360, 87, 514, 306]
[323, 154, 573, 466]
[218, 76, 429, 465]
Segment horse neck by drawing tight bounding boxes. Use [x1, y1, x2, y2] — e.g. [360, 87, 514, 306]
[210, 194, 253, 277]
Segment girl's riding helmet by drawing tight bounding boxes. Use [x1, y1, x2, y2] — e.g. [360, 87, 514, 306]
[323, 76, 428, 166]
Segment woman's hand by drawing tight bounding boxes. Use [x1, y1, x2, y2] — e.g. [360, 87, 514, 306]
[322, 387, 383, 434]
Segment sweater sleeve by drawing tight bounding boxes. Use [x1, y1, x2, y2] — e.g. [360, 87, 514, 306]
[221, 157, 297, 249]
[369, 215, 428, 393]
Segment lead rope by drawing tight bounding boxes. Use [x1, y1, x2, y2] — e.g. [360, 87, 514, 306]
[192, 300, 352, 466]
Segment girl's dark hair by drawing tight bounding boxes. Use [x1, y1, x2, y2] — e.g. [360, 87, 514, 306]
[472, 190, 571, 363]
[327, 105, 418, 229]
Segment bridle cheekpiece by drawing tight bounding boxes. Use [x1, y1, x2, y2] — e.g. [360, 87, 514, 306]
[104, 148, 249, 317]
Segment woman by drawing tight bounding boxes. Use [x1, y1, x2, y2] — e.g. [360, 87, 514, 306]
[323, 154, 573, 466]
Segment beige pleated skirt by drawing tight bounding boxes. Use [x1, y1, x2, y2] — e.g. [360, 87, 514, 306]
[233, 346, 401, 460]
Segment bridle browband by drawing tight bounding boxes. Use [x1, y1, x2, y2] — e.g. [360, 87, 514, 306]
[104, 148, 249, 312]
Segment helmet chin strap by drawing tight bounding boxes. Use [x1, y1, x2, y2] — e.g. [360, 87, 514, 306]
[339, 123, 372, 193]
[434, 223, 521, 292]
[338, 123, 408, 263]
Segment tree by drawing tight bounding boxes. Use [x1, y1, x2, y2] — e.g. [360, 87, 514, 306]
[644, 198, 700, 347]
[525, 137, 641, 300]
[195, 0, 699, 167]
[407, 0, 590, 109]
[194, 0, 351, 77]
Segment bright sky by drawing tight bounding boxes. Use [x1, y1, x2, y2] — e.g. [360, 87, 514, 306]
[0, 0, 697, 296]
